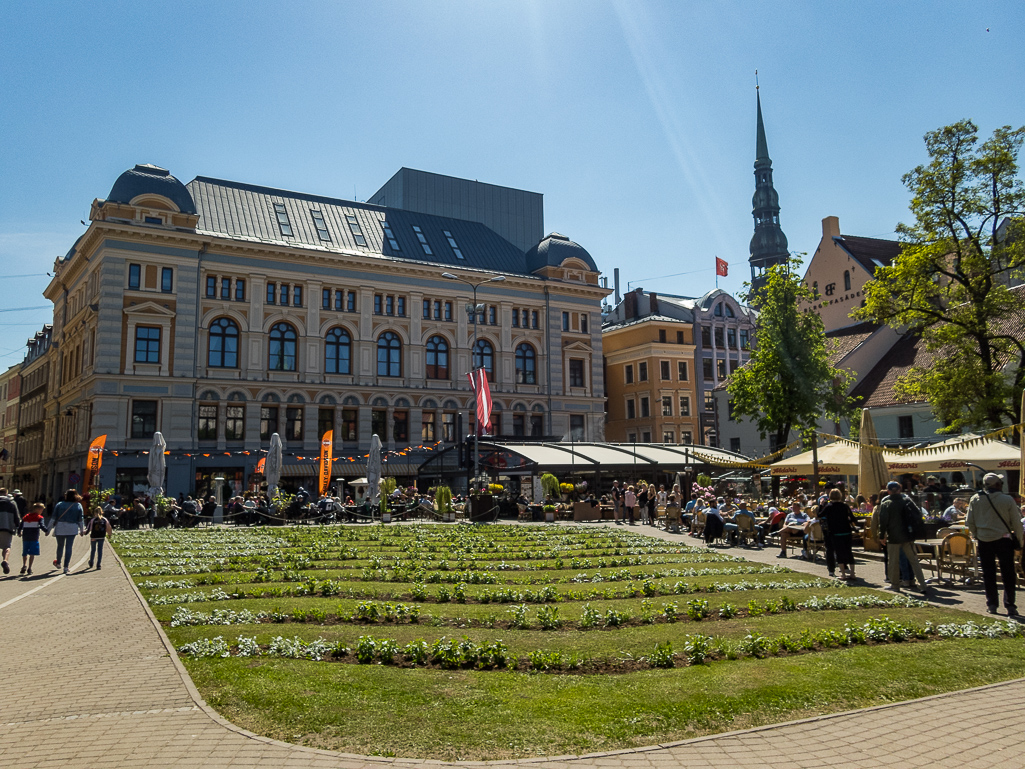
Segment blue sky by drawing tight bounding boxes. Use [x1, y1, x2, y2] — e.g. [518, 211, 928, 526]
[2, 0, 1023, 365]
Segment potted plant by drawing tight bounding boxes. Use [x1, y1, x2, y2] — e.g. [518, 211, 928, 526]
[540, 473, 560, 499]
[543, 503, 557, 523]
[435, 485, 455, 522]
[379, 477, 397, 523]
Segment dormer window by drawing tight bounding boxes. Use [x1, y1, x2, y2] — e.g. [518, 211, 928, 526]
[345, 214, 366, 246]
[144, 216, 163, 225]
[381, 221, 400, 251]
[310, 210, 331, 242]
[443, 230, 463, 259]
[411, 225, 432, 255]
[273, 203, 293, 237]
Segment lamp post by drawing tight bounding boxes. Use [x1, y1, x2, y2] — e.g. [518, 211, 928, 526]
[441, 271, 506, 494]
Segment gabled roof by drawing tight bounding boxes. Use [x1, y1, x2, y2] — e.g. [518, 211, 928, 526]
[834, 234, 900, 276]
[850, 334, 932, 408]
[826, 321, 878, 365]
[186, 176, 530, 275]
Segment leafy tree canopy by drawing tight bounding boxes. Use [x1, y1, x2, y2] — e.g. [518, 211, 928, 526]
[853, 120, 1025, 430]
[729, 257, 857, 447]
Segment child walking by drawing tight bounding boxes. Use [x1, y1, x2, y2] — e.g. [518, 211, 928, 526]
[17, 502, 49, 575]
[85, 507, 114, 570]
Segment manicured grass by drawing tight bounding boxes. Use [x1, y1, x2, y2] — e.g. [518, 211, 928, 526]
[116, 524, 1025, 759]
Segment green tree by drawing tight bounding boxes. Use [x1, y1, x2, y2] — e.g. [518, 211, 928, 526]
[854, 120, 1025, 430]
[730, 257, 857, 449]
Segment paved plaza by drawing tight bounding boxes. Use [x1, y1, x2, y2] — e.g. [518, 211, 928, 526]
[1, 525, 1023, 768]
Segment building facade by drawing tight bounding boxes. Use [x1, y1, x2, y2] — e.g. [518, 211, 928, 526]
[0, 366, 20, 490]
[37, 164, 609, 499]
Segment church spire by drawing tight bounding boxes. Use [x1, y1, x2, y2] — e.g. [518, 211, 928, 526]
[748, 85, 789, 297]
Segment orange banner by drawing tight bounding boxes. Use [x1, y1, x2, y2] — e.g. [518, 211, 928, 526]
[83, 434, 107, 492]
[319, 430, 333, 495]
[255, 457, 266, 475]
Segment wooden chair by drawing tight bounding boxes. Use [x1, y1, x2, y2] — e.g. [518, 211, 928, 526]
[691, 510, 706, 537]
[735, 514, 757, 548]
[805, 522, 825, 562]
[517, 503, 530, 522]
[937, 533, 975, 583]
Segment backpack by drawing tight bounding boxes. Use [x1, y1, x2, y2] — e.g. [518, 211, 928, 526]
[91, 517, 107, 537]
[899, 495, 927, 540]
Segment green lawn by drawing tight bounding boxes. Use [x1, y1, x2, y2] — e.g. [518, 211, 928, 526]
[116, 524, 1025, 760]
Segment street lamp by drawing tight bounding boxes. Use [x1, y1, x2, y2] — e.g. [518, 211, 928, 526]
[442, 271, 506, 494]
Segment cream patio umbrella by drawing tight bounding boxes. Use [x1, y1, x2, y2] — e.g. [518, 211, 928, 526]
[367, 434, 383, 514]
[266, 433, 283, 498]
[769, 440, 860, 476]
[147, 431, 166, 498]
[857, 410, 889, 498]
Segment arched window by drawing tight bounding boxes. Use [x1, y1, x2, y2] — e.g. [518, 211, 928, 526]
[473, 339, 494, 381]
[425, 335, 448, 379]
[714, 303, 723, 316]
[268, 322, 297, 371]
[515, 343, 536, 384]
[377, 331, 401, 377]
[725, 305, 735, 318]
[843, 270, 851, 291]
[208, 317, 239, 368]
[325, 327, 351, 374]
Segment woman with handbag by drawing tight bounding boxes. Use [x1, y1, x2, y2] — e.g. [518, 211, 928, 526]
[49, 489, 86, 575]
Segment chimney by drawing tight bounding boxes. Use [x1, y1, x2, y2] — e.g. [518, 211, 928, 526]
[625, 291, 637, 319]
[822, 216, 840, 239]
[614, 268, 621, 305]
[649, 292, 658, 314]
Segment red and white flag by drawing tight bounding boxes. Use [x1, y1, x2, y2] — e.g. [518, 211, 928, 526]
[467, 369, 493, 436]
[715, 257, 729, 277]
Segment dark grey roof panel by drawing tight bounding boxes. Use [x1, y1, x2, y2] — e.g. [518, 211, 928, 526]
[107, 164, 196, 215]
[187, 177, 530, 274]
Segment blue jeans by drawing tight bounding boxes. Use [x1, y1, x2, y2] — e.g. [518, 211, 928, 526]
[90, 539, 105, 567]
[55, 534, 76, 569]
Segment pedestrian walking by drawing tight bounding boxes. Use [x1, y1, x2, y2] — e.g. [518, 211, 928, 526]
[819, 488, 859, 580]
[646, 484, 657, 526]
[0, 487, 22, 574]
[624, 485, 637, 525]
[966, 473, 1023, 617]
[611, 481, 623, 525]
[85, 507, 114, 570]
[49, 489, 86, 574]
[636, 484, 649, 524]
[877, 481, 929, 593]
[17, 502, 48, 575]
[11, 488, 28, 518]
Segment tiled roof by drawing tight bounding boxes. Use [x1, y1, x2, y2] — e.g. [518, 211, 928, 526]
[834, 234, 901, 276]
[850, 334, 933, 408]
[826, 321, 878, 365]
[187, 177, 531, 275]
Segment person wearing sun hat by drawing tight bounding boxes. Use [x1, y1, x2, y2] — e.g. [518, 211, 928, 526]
[967, 473, 1022, 617]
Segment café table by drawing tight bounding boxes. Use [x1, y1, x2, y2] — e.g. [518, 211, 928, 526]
[916, 535, 978, 583]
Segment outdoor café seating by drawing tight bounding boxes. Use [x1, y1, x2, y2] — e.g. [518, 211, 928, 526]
[936, 532, 977, 584]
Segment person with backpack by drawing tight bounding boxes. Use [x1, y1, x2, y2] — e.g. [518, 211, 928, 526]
[966, 473, 1023, 617]
[85, 507, 114, 570]
[877, 480, 929, 593]
[48, 489, 86, 574]
[0, 487, 22, 574]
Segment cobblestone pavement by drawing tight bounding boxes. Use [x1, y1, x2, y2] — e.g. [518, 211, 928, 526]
[1, 525, 1023, 768]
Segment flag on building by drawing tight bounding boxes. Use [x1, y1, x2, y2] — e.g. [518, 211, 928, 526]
[715, 257, 729, 277]
[467, 369, 493, 436]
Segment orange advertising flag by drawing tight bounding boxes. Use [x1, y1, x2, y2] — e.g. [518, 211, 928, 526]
[319, 430, 334, 495]
[255, 457, 266, 475]
[82, 434, 107, 492]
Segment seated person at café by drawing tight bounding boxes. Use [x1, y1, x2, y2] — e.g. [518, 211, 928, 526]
[757, 503, 786, 545]
[703, 499, 725, 544]
[726, 499, 757, 546]
[941, 497, 967, 523]
[777, 501, 810, 559]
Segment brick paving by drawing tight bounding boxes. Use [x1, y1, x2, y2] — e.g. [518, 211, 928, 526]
[0, 526, 1022, 768]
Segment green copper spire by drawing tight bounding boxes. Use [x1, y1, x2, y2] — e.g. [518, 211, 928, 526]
[749, 86, 789, 296]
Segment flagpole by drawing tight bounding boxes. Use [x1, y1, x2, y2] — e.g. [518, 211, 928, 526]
[715, 256, 719, 289]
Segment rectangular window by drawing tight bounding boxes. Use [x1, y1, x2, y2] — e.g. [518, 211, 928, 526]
[680, 396, 690, 416]
[662, 396, 673, 416]
[512, 310, 519, 328]
[625, 365, 633, 384]
[235, 279, 245, 301]
[682, 431, 692, 444]
[221, 277, 231, 300]
[386, 295, 394, 315]
[703, 358, 714, 380]
[678, 361, 688, 381]
[530, 415, 543, 437]
[280, 284, 289, 306]
[310, 210, 332, 241]
[626, 399, 636, 420]
[727, 328, 737, 348]
[663, 431, 675, 444]
[225, 405, 245, 441]
[393, 411, 408, 442]
[581, 314, 588, 333]
[318, 408, 334, 439]
[569, 359, 585, 388]
[677, 330, 684, 344]
[161, 267, 173, 293]
[444, 301, 452, 321]
[323, 288, 331, 310]
[740, 329, 750, 350]
[134, 326, 161, 364]
[128, 263, 141, 290]
[531, 310, 539, 328]
[423, 299, 431, 319]
[273, 203, 293, 237]
[442, 412, 456, 442]
[659, 329, 666, 343]
[266, 282, 276, 304]
[371, 409, 387, 439]
[701, 326, 711, 346]
[207, 276, 217, 298]
[512, 413, 525, 437]
[421, 411, 435, 442]
[443, 230, 463, 259]
[660, 360, 671, 380]
[642, 431, 651, 443]
[397, 297, 406, 316]
[640, 396, 650, 418]
[434, 300, 442, 320]
[343, 213, 366, 246]
[714, 327, 724, 348]
[286, 407, 303, 441]
[347, 291, 356, 312]
[374, 295, 382, 315]
[727, 400, 736, 421]
[898, 415, 914, 440]
[570, 414, 585, 441]
[411, 225, 432, 255]
[293, 286, 302, 307]
[562, 312, 569, 331]
[717, 359, 727, 379]
[704, 392, 715, 412]
[198, 404, 217, 441]
[130, 400, 157, 438]
[488, 306, 496, 325]
[639, 362, 648, 381]
[381, 221, 400, 251]
[730, 437, 741, 453]
[260, 406, 278, 441]
[342, 408, 357, 441]
[730, 358, 739, 374]
[335, 290, 344, 310]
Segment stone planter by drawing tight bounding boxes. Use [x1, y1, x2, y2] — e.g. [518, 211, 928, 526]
[443, 511, 456, 523]
[381, 512, 392, 524]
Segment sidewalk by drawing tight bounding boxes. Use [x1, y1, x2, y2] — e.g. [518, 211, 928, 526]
[0, 527, 1022, 768]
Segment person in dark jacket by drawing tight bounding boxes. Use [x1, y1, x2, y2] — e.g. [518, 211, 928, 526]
[877, 481, 928, 592]
[11, 489, 28, 518]
[0, 488, 22, 574]
[819, 488, 860, 580]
